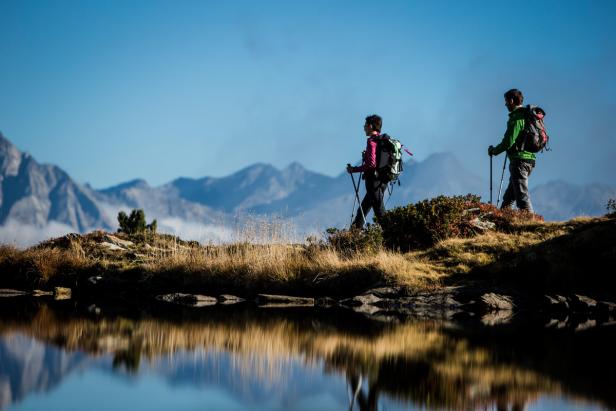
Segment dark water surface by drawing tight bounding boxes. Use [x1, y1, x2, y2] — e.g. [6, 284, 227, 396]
[0, 298, 614, 411]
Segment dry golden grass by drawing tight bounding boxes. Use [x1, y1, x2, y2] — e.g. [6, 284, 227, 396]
[0, 216, 610, 294]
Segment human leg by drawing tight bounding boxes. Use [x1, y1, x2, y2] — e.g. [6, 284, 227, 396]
[501, 164, 516, 209]
[511, 160, 534, 212]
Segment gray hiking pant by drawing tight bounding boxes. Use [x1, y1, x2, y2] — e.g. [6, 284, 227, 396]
[501, 159, 535, 212]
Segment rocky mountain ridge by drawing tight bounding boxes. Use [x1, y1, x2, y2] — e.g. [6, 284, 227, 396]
[1, 132, 614, 245]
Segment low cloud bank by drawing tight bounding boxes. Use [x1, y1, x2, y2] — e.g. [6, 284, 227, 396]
[157, 218, 234, 244]
[0, 220, 76, 249]
[0, 215, 310, 249]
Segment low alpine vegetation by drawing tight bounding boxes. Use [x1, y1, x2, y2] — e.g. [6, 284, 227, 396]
[118, 209, 157, 235]
[325, 224, 383, 258]
[379, 194, 543, 251]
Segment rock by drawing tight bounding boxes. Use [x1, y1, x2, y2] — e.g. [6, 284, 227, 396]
[156, 293, 217, 307]
[363, 287, 403, 299]
[0, 289, 29, 297]
[570, 294, 597, 312]
[103, 235, 134, 248]
[480, 293, 514, 311]
[54, 287, 72, 300]
[481, 310, 514, 326]
[100, 242, 125, 251]
[315, 297, 337, 308]
[340, 294, 381, 307]
[32, 290, 53, 297]
[542, 295, 570, 314]
[88, 276, 103, 285]
[217, 294, 245, 305]
[256, 294, 314, 308]
[575, 319, 597, 331]
[597, 301, 616, 315]
[351, 304, 382, 315]
[470, 217, 496, 231]
[545, 318, 568, 329]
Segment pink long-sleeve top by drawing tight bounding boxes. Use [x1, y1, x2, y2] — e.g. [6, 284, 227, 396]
[351, 134, 380, 173]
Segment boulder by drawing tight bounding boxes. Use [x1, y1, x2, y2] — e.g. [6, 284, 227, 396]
[340, 294, 381, 308]
[218, 294, 245, 305]
[0, 289, 29, 297]
[256, 294, 314, 308]
[570, 294, 597, 313]
[481, 310, 515, 326]
[351, 304, 382, 316]
[363, 287, 404, 299]
[575, 319, 597, 332]
[156, 293, 217, 307]
[480, 293, 514, 311]
[54, 287, 72, 300]
[100, 242, 125, 251]
[103, 235, 134, 248]
[542, 295, 570, 314]
[88, 276, 104, 285]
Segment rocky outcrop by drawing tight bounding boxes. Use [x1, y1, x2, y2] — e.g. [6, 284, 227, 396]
[156, 293, 217, 307]
[256, 294, 315, 308]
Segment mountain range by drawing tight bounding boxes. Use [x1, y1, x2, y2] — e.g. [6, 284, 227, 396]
[1, 132, 614, 246]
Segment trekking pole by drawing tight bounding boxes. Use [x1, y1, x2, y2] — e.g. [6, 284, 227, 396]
[490, 154, 493, 205]
[355, 172, 367, 228]
[496, 156, 507, 208]
[385, 182, 394, 208]
[349, 168, 358, 227]
[348, 167, 366, 229]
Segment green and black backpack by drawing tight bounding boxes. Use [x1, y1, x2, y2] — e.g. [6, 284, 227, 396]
[377, 134, 404, 182]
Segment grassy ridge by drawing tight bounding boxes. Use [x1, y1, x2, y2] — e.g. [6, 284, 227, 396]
[1, 214, 614, 298]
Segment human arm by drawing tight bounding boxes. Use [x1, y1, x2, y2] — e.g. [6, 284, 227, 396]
[349, 138, 378, 173]
[491, 117, 525, 156]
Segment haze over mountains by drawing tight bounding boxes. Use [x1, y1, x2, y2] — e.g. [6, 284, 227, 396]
[1, 132, 614, 247]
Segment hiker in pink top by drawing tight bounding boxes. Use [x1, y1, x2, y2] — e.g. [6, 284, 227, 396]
[346, 114, 387, 228]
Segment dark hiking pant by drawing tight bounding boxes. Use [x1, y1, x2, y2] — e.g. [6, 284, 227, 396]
[353, 177, 386, 229]
[501, 159, 535, 213]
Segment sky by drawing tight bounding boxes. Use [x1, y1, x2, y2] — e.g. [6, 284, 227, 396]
[1, 0, 615, 189]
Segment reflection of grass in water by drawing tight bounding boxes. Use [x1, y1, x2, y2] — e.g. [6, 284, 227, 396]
[0, 306, 561, 409]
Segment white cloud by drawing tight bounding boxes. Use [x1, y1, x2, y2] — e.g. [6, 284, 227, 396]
[0, 220, 76, 249]
[157, 218, 234, 244]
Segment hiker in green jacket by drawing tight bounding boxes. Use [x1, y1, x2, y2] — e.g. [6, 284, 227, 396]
[488, 89, 536, 213]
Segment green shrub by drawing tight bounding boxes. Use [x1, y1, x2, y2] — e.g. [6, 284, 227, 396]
[325, 224, 383, 258]
[379, 194, 480, 251]
[117, 209, 157, 235]
[379, 194, 542, 251]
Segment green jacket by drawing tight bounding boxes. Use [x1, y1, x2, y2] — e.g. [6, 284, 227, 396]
[492, 106, 536, 161]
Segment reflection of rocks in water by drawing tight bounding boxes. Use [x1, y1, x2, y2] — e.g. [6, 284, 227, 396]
[0, 334, 93, 409]
[0, 301, 614, 410]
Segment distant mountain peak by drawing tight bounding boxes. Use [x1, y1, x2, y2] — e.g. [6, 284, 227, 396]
[101, 178, 149, 193]
[284, 161, 305, 171]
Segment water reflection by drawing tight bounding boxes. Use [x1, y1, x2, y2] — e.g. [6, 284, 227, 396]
[0, 299, 613, 410]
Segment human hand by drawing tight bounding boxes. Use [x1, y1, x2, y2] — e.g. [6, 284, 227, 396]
[488, 145, 494, 156]
[346, 164, 353, 174]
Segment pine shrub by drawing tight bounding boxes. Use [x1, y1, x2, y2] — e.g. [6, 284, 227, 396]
[118, 209, 157, 235]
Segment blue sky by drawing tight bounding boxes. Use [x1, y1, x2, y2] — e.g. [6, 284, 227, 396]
[1, 0, 615, 188]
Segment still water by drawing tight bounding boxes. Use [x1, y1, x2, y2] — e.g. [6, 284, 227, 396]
[0, 299, 614, 411]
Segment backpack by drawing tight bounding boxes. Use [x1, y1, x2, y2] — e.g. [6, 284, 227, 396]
[516, 105, 550, 153]
[376, 134, 403, 182]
